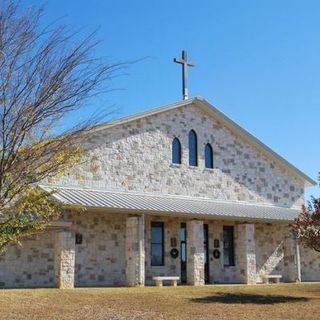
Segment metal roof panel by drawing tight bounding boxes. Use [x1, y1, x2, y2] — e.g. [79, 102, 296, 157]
[40, 185, 300, 222]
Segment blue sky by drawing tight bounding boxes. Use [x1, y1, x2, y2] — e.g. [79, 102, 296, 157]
[27, 0, 319, 201]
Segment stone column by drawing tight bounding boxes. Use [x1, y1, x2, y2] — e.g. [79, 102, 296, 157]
[211, 224, 223, 283]
[296, 240, 301, 282]
[283, 230, 301, 282]
[237, 224, 257, 284]
[187, 220, 205, 285]
[125, 215, 145, 286]
[54, 230, 75, 289]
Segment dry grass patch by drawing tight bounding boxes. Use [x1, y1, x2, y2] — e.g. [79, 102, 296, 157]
[0, 283, 319, 320]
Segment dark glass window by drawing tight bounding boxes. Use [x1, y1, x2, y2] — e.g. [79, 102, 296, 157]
[180, 223, 187, 283]
[223, 226, 235, 266]
[205, 143, 214, 169]
[203, 224, 209, 283]
[151, 222, 164, 266]
[188, 130, 198, 166]
[172, 137, 181, 164]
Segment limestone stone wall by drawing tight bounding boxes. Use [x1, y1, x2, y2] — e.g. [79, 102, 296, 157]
[0, 211, 318, 288]
[283, 230, 300, 282]
[198, 221, 299, 284]
[69, 211, 127, 287]
[300, 246, 320, 281]
[51, 104, 304, 208]
[207, 220, 240, 284]
[0, 212, 127, 288]
[255, 223, 286, 282]
[0, 231, 55, 288]
[237, 224, 257, 284]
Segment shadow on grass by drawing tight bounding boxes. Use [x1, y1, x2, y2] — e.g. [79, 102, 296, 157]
[191, 293, 309, 305]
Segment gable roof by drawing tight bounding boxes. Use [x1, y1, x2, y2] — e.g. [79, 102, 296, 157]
[92, 97, 316, 187]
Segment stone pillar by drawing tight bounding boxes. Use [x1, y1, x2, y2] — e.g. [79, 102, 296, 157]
[211, 224, 223, 283]
[187, 220, 205, 285]
[283, 230, 301, 282]
[54, 230, 75, 289]
[296, 240, 301, 282]
[125, 215, 145, 286]
[237, 224, 257, 284]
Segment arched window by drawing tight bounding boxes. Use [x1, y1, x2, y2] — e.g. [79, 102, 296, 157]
[188, 130, 198, 166]
[205, 143, 214, 169]
[172, 137, 181, 164]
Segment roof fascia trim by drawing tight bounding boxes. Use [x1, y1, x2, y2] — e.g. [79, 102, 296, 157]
[77, 206, 294, 223]
[90, 98, 195, 133]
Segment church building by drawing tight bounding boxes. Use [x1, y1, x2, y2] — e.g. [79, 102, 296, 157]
[0, 96, 319, 288]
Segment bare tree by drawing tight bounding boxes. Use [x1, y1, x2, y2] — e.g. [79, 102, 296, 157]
[0, 0, 123, 250]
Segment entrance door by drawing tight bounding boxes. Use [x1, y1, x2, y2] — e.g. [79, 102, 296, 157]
[180, 223, 187, 283]
[204, 224, 209, 283]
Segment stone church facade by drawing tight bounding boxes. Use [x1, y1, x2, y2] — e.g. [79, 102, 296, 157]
[0, 97, 319, 288]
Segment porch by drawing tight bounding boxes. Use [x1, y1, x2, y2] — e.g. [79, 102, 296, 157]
[0, 185, 302, 288]
[42, 185, 300, 289]
[52, 211, 300, 289]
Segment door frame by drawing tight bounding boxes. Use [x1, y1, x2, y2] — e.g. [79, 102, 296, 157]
[204, 223, 210, 284]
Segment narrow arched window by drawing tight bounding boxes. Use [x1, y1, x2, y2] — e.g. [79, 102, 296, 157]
[188, 130, 198, 166]
[172, 137, 181, 164]
[205, 143, 214, 169]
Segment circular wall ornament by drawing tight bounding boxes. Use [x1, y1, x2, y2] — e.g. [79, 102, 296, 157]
[170, 248, 179, 259]
[213, 249, 221, 259]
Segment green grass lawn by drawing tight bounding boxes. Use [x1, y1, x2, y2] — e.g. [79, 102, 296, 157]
[0, 284, 319, 320]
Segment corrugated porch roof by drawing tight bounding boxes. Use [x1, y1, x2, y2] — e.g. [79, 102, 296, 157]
[40, 185, 300, 222]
